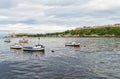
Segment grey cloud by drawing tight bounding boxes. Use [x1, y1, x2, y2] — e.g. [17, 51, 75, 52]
[0, 0, 119, 32]
[27, 0, 89, 6]
[0, 0, 18, 9]
[0, 19, 37, 25]
[41, 0, 88, 6]
[45, 4, 120, 20]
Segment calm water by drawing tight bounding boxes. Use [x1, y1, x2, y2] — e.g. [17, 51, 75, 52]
[0, 37, 120, 79]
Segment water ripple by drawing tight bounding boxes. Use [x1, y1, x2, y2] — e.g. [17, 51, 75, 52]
[0, 37, 120, 79]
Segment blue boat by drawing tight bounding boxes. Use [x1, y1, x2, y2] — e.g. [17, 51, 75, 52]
[23, 44, 45, 51]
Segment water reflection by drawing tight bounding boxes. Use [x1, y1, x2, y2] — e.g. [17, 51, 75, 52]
[9, 48, 45, 61]
[23, 51, 45, 57]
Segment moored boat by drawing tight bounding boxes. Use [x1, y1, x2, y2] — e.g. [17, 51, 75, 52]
[10, 43, 23, 49]
[23, 44, 45, 51]
[65, 42, 80, 47]
[4, 38, 11, 43]
[19, 38, 28, 43]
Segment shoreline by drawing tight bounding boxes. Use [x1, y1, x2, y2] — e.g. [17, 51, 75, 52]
[7, 35, 120, 38]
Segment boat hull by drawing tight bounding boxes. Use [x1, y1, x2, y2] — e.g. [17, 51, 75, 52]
[10, 47, 22, 49]
[4, 41, 11, 43]
[65, 44, 80, 47]
[10, 46, 22, 49]
[23, 47, 45, 52]
[19, 40, 28, 43]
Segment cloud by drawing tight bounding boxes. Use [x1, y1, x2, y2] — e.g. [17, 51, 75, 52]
[0, 0, 120, 34]
[0, 23, 75, 34]
[0, 0, 17, 9]
[82, 0, 120, 10]
[39, 0, 87, 6]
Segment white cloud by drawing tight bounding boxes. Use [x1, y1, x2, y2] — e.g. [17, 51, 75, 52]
[0, 24, 75, 34]
[0, 15, 8, 19]
[0, 0, 119, 34]
[82, 0, 120, 10]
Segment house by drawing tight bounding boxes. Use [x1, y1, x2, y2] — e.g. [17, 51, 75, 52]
[114, 23, 120, 26]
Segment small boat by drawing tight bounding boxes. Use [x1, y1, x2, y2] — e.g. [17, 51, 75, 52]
[4, 38, 11, 43]
[19, 38, 28, 43]
[65, 42, 80, 47]
[23, 44, 45, 51]
[10, 43, 23, 49]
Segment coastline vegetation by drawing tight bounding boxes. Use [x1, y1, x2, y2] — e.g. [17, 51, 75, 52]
[16, 25, 120, 37]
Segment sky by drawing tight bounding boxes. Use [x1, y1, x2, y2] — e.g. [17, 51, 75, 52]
[0, 0, 120, 34]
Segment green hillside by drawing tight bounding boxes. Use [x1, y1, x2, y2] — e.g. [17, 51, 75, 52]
[16, 26, 120, 37]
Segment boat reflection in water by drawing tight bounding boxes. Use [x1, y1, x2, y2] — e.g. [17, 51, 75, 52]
[23, 50, 45, 58]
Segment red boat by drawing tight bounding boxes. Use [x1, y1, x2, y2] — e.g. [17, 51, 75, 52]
[19, 38, 28, 43]
[65, 42, 80, 47]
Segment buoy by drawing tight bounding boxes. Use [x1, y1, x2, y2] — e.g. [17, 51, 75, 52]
[84, 45, 86, 47]
[51, 50, 55, 52]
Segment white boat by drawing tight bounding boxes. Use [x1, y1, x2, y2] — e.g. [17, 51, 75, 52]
[10, 43, 23, 49]
[23, 44, 45, 51]
[4, 38, 11, 43]
[65, 42, 80, 47]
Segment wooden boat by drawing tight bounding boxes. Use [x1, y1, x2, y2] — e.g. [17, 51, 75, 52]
[10, 43, 23, 49]
[19, 38, 28, 43]
[65, 42, 80, 47]
[4, 38, 11, 43]
[23, 44, 45, 51]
